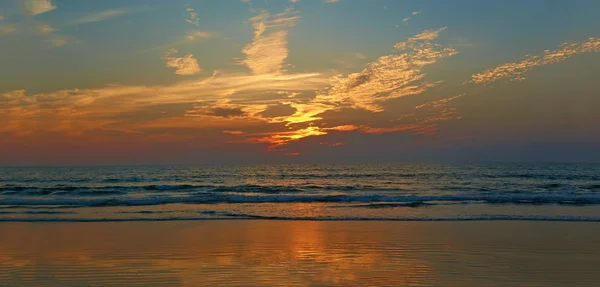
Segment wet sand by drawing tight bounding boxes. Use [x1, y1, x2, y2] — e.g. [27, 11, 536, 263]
[1, 221, 599, 286]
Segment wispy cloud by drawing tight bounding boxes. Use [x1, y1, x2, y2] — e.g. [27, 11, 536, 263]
[1, 20, 463, 153]
[242, 126, 327, 149]
[185, 6, 200, 26]
[354, 53, 367, 60]
[468, 37, 600, 85]
[22, 0, 56, 16]
[402, 11, 420, 24]
[162, 48, 202, 76]
[415, 94, 463, 109]
[0, 24, 16, 35]
[137, 30, 213, 54]
[317, 26, 456, 112]
[325, 0, 340, 3]
[223, 130, 246, 135]
[330, 52, 368, 69]
[185, 30, 212, 40]
[48, 36, 68, 47]
[0, 70, 328, 137]
[242, 8, 300, 74]
[71, 7, 145, 25]
[35, 23, 56, 34]
[237, 27, 460, 148]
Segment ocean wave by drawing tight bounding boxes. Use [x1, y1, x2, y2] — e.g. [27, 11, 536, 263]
[2, 192, 600, 207]
[1, 214, 600, 222]
[0, 183, 407, 196]
[0, 211, 76, 215]
[332, 202, 433, 208]
[582, 184, 600, 191]
[2, 180, 599, 196]
[116, 210, 177, 214]
[480, 174, 600, 181]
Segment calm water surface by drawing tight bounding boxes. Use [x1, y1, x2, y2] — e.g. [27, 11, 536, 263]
[0, 221, 599, 287]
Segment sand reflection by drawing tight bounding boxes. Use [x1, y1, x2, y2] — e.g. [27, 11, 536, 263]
[0, 221, 434, 286]
[3, 221, 599, 286]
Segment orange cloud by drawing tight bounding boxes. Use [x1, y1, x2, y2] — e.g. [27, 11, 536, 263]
[468, 37, 600, 84]
[361, 124, 437, 136]
[313, 27, 456, 112]
[415, 94, 463, 109]
[244, 126, 328, 150]
[223, 130, 245, 135]
[327, 125, 361, 132]
[163, 48, 202, 76]
[242, 8, 299, 75]
[1, 22, 466, 155]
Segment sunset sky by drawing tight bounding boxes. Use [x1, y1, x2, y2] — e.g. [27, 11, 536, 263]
[1, 0, 599, 165]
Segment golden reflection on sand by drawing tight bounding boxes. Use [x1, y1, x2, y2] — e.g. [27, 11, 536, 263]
[0, 221, 433, 286]
[1, 221, 599, 287]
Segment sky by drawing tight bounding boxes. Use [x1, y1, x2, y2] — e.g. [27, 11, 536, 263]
[1, 0, 600, 165]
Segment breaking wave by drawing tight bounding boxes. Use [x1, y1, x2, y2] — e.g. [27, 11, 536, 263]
[2, 192, 600, 208]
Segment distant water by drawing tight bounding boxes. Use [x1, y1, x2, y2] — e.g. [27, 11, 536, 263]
[1, 163, 600, 221]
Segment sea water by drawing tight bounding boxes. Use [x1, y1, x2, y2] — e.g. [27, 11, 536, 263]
[1, 163, 599, 221]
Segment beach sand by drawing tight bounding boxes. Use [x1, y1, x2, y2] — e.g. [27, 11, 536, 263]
[1, 221, 599, 286]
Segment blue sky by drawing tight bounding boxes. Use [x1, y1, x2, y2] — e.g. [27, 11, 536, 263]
[1, 0, 599, 165]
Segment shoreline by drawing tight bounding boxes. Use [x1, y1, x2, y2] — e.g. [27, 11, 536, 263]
[2, 216, 600, 222]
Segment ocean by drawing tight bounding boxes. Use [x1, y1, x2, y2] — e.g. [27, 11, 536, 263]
[1, 163, 599, 222]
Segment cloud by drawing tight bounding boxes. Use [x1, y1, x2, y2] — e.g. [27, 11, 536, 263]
[1, 23, 462, 153]
[412, 94, 464, 126]
[185, 30, 213, 40]
[35, 23, 56, 34]
[223, 130, 245, 135]
[186, 105, 248, 118]
[0, 24, 16, 35]
[185, 6, 199, 26]
[22, 0, 56, 16]
[394, 27, 447, 49]
[71, 7, 143, 25]
[0, 16, 5, 20]
[330, 53, 368, 69]
[361, 124, 437, 136]
[0, 70, 329, 137]
[48, 36, 68, 47]
[315, 26, 456, 112]
[241, 9, 300, 74]
[242, 126, 328, 149]
[415, 94, 463, 109]
[325, 0, 340, 3]
[138, 30, 213, 54]
[327, 125, 361, 132]
[162, 49, 202, 76]
[468, 37, 600, 85]
[233, 27, 460, 149]
[354, 53, 367, 60]
[412, 11, 420, 15]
